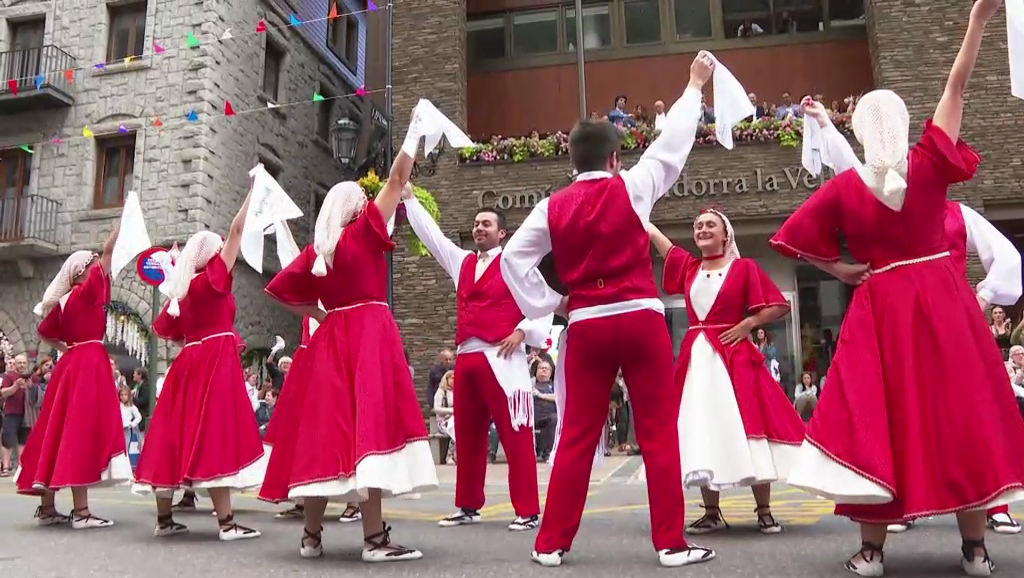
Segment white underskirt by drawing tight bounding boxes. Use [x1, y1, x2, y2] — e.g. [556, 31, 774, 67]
[14, 452, 134, 491]
[789, 440, 1024, 510]
[678, 333, 799, 491]
[287, 440, 438, 503]
[130, 449, 270, 499]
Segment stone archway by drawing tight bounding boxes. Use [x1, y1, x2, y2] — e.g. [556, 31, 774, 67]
[0, 309, 26, 359]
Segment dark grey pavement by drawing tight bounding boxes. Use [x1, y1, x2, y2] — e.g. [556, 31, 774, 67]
[1, 457, 1022, 577]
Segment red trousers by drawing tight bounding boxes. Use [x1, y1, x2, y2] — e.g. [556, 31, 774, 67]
[988, 505, 1009, 516]
[453, 352, 540, 517]
[535, 309, 688, 553]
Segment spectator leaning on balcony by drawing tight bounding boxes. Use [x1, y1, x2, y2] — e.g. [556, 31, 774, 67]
[737, 19, 764, 37]
[607, 95, 636, 127]
[745, 92, 767, 121]
[652, 100, 667, 131]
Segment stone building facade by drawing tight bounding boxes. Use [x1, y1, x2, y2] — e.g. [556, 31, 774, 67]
[0, 0, 381, 375]
[388, 0, 1023, 396]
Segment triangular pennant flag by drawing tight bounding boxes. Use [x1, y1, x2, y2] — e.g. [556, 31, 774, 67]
[289, 14, 301, 26]
[63, 69, 74, 83]
[187, 109, 199, 122]
[50, 136, 63, 145]
[94, 62, 106, 70]
[152, 117, 163, 128]
[329, 3, 339, 18]
[312, 92, 325, 102]
[153, 41, 165, 54]
[266, 101, 279, 109]
[7, 79, 17, 96]
[368, 0, 378, 10]
[225, 100, 236, 116]
[19, 145, 32, 154]
[118, 125, 129, 134]
[83, 126, 94, 138]
[34, 74, 43, 90]
[221, 28, 233, 40]
[256, 19, 267, 33]
[124, 56, 135, 65]
[187, 31, 200, 48]
[356, 85, 366, 96]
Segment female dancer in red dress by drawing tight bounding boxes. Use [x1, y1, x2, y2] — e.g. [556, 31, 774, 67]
[258, 120, 437, 561]
[16, 226, 132, 528]
[132, 188, 266, 541]
[649, 212, 803, 536]
[770, 2, 1024, 575]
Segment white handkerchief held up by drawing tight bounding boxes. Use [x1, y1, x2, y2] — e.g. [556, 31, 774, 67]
[403, 99, 475, 159]
[706, 53, 756, 150]
[153, 251, 176, 298]
[271, 335, 286, 353]
[1008, 0, 1024, 100]
[802, 117, 824, 177]
[241, 164, 304, 273]
[110, 191, 153, 277]
[273, 220, 302, 269]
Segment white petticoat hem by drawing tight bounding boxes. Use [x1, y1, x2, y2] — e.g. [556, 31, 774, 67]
[14, 452, 134, 491]
[130, 448, 270, 499]
[789, 440, 1024, 510]
[287, 440, 438, 503]
[684, 438, 801, 491]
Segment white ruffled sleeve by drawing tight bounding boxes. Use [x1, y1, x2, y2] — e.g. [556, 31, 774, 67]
[516, 313, 554, 348]
[500, 199, 562, 320]
[962, 204, 1023, 306]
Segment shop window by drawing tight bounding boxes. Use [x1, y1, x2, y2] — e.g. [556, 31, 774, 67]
[512, 11, 559, 56]
[623, 0, 661, 45]
[672, 0, 713, 40]
[467, 16, 507, 62]
[107, 2, 147, 61]
[94, 135, 136, 209]
[565, 4, 612, 51]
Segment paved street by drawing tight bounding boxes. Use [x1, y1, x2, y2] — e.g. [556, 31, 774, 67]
[2, 457, 1023, 577]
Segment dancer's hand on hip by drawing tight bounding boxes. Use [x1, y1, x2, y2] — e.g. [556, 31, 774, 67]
[496, 329, 526, 359]
[719, 318, 755, 346]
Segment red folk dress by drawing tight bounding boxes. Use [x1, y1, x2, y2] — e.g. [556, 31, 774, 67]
[262, 316, 315, 447]
[258, 202, 437, 503]
[15, 264, 132, 495]
[132, 256, 267, 496]
[770, 121, 1024, 523]
[662, 250, 804, 490]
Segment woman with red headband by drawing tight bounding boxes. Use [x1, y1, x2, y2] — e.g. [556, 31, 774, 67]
[648, 209, 804, 536]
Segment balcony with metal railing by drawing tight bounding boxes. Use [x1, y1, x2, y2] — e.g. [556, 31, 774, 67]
[0, 45, 75, 114]
[0, 194, 61, 259]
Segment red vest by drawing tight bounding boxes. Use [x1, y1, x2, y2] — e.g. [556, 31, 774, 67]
[455, 252, 525, 345]
[944, 200, 969, 278]
[547, 174, 659, 311]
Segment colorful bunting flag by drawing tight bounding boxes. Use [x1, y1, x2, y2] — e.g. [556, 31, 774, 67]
[256, 19, 268, 33]
[7, 79, 17, 96]
[64, 69, 74, 83]
[290, 14, 302, 26]
[221, 29, 233, 40]
[225, 101, 236, 116]
[50, 137, 63, 145]
[83, 126, 95, 138]
[152, 117, 164, 128]
[34, 75, 43, 90]
[153, 41, 165, 54]
[19, 145, 33, 154]
[368, 0, 378, 10]
[312, 92, 325, 102]
[266, 101, 279, 109]
[187, 109, 199, 122]
[187, 32, 200, 48]
[329, 3, 339, 19]
[356, 85, 367, 96]
[118, 125, 129, 134]
[124, 56, 135, 65]
[95, 63, 106, 70]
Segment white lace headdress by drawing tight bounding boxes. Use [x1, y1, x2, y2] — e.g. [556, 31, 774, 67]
[165, 231, 224, 316]
[34, 250, 96, 316]
[851, 89, 909, 205]
[695, 208, 740, 259]
[312, 181, 366, 277]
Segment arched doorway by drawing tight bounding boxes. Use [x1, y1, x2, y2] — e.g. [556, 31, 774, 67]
[104, 300, 150, 379]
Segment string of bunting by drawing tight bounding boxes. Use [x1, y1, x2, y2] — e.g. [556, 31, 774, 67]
[0, 87, 387, 155]
[2, 1, 385, 89]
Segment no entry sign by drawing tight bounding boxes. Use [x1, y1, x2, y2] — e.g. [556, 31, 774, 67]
[137, 247, 169, 286]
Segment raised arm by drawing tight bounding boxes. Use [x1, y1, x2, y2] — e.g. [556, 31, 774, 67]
[98, 220, 120, 274]
[933, 0, 1003, 143]
[962, 204, 1023, 308]
[221, 177, 255, 272]
[500, 199, 563, 320]
[647, 223, 675, 258]
[402, 186, 470, 282]
[374, 118, 422, 224]
[620, 52, 714, 224]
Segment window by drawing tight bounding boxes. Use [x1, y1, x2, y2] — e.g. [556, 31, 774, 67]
[772, 0, 824, 34]
[672, 0, 713, 39]
[262, 42, 284, 100]
[828, 0, 865, 26]
[107, 3, 146, 61]
[467, 16, 507, 62]
[624, 0, 661, 45]
[328, 7, 360, 72]
[0, 151, 32, 241]
[512, 11, 558, 56]
[94, 135, 136, 209]
[316, 85, 334, 142]
[565, 4, 612, 51]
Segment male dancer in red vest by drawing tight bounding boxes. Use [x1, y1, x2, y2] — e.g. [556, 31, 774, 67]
[500, 52, 717, 567]
[403, 189, 553, 531]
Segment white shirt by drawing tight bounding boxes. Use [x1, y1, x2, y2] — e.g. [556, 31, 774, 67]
[818, 120, 1022, 306]
[499, 86, 704, 324]
[121, 404, 142, 428]
[794, 383, 818, 400]
[402, 198, 553, 348]
[654, 112, 667, 131]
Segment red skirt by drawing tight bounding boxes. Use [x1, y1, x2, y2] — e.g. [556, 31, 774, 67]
[263, 344, 307, 447]
[790, 258, 1024, 523]
[133, 332, 266, 493]
[15, 341, 131, 495]
[258, 303, 437, 503]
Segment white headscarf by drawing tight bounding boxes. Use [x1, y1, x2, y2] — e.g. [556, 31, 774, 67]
[312, 181, 366, 277]
[34, 250, 96, 316]
[165, 231, 224, 317]
[695, 209, 740, 260]
[851, 89, 909, 204]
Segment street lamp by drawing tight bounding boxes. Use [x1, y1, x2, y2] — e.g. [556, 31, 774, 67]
[411, 140, 446, 177]
[330, 117, 361, 169]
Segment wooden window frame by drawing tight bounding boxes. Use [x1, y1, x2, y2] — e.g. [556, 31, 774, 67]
[93, 134, 136, 209]
[467, 15, 508, 62]
[467, 0, 864, 73]
[562, 2, 615, 53]
[0, 150, 32, 197]
[510, 9, 561, 57]
[106, 2, 147, 62]
[328, 6, 360, 74]
[621, 0, 664, 47]
[262, 41, 285, 101]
